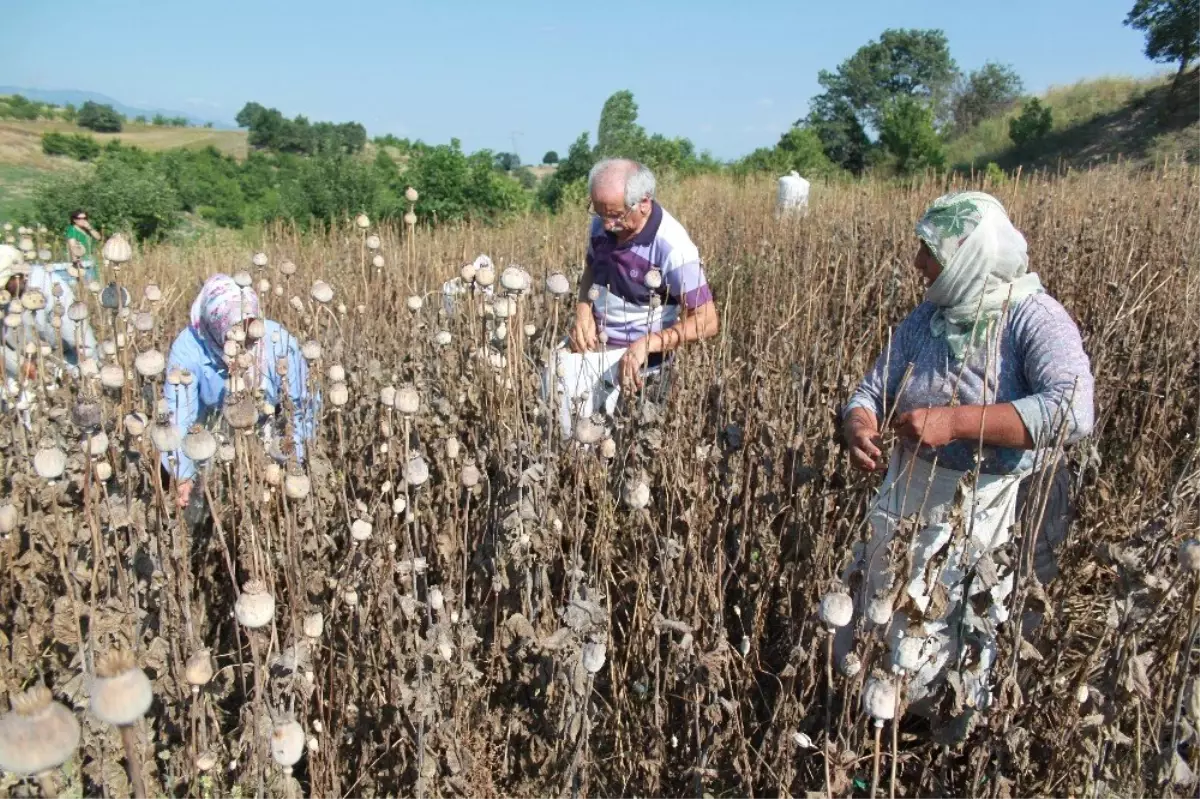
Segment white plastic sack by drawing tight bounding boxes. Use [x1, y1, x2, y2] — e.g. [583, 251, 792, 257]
[540, 342, 665, 439]
[776, 171, 810, 217]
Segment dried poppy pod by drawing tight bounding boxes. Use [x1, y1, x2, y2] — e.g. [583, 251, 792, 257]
[366, 234, 381, 250]
[523, 323, 536, 337]
[404, 455, 430, 487]
[444, 437, 461, 459]
[278, 260, 298, 278]
[303, 612, 324, 639]
[301, 340, 322, 361]
[839, 653, 862, 678]
[182, 427, 217, 463]
[85, 431, 109, 457]
[73, 400, 102, 430]
[132, 312, 154, 333]
[252, 252, 269, 268]
[184, 650, 215, 690]
[475, 266, 495, 287]
[263, 463, 282, 486]
[392, 495, 407, 515]
[149, 422, 182, 453]
[134, 349, 165, 378]
[819, 592, 853, 628]
[90, 650, 153, 727]
[223, 396, 259, 431]
[500, 267, 530, 294]
[350, 519, 373, 541]
[94, 461, 113, 482]
[395, 386, 419, 415]
[101, 234, 133, 264]
[327, 364, 345, 382]
[600, 438, 616, 459]
[310, 281, 334, 304]
[460, 262, 478, 283]
[99, 363, 125, 390]
[216, 443, 235, 463]
[354, 213, 370, 230]
[643, 269, 663, 290]
[33, 442, 66, 480]
[459, 464, 480, 488]
[0, 503, 17, 534]
[21, 289, 46, 312]
[623, 480, 651, 510]
[862, 676, 897, 724]
[892, 635, 925, 673]
[1076, 684, 1090, 705]
[257, 278, 271, 295]
[271, 718, 307, 769]
[582, 641, 607, 673]
[492, 323, 508, 342]
[574, 417, 605, 445]
[403, 211, 417, 226]
[17, 236, 34, 252]
[546, 273, 570, 297]
[379, 386, 397, 408]
[232, 272, 253, 289]
[0, 684, 81, 778]
[234, 579, 276, 628]
[2, 313, 20, 331]
[328, 382, 349, 407]
[406, 295, 423, 312]
[405, 187, 419, 203]
[493, 296, 516, 319]
[141, 283, 162, 304]
[123, 412, 148, 438]
[371, 254, 385, 269]
[434, 330, 452, 347]
[284, 471, 311, 500]
[867, 596, 894, 627]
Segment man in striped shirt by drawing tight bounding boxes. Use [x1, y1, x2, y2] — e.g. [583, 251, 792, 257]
[570, 158, 719, 392]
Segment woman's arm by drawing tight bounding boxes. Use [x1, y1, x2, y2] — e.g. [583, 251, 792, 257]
[162, 351, 201, 482]
[892, 403, 1034, 449]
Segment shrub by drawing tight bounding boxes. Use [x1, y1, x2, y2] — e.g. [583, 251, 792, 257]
[77, 101, 123, 133]
[1009, 98, 1053, 147]
[542, 150, 559, 165]
[42, 132, 102, 161]
[33, 154, 178, 240]
[879, 97, 946, 174]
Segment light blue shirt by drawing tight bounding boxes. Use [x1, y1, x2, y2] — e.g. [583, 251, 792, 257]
[160, 319, 318, 481]
[2, 264, 97, 382]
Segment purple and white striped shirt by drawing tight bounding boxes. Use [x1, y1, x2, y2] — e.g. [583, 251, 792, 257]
[586, 201, 713, 347]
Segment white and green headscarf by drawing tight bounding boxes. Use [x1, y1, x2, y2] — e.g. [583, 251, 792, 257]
[916, 191, 1043, 361]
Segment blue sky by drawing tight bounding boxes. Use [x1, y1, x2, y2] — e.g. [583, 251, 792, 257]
[0, 0, 1164, 162]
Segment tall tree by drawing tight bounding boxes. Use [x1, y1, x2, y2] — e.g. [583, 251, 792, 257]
[802, 94, 872, 174]
[879, 97, 945, 174]
[817, 29, 959, 131]
[596, 90, 646, 157]
[950, 62, 1024, 135]
[1124, 0, 1200, 76]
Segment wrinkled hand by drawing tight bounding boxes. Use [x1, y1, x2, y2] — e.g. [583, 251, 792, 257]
[176, 479, 194, 509]
[892, 407, 958, 448]
[20, 358, 37, 382]
[845, 411, 884, 472]
[619, 338, 649, 392]
[569, 304, 598, 353]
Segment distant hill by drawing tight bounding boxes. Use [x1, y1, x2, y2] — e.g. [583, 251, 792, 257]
[0, 86, 235, 129]
[946, 70, 1199, 172]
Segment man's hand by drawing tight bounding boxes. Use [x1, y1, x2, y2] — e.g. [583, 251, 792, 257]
[619, 337, 649, 392]
[176, 479, 195, 509]
[569, 303, 598, 353]
[845, 408, 884, 472]
[892, 407, 958, 448]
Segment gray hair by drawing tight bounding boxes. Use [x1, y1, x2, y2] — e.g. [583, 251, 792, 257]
[588, 158, 656, 208]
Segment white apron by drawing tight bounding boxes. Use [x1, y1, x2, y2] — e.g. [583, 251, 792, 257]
[837, 445, 1027, 713]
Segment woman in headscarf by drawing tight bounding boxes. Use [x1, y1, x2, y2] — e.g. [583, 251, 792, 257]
[839, 191, 1095, 720]
[0, 243, 97, 385]
[162, 273, 318, 509]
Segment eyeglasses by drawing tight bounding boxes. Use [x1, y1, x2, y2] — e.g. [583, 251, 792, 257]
[588, 198, 647, 224]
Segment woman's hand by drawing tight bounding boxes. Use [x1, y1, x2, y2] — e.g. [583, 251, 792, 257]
[176, 479, 194, 509]
[892, 407, 958, 448]
[619, 337, 649, 391]
[844, 408, 884, 472]
[569, 303, 598, 353]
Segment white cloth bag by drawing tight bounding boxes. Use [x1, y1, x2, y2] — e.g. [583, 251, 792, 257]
[776, 171, 810, 217]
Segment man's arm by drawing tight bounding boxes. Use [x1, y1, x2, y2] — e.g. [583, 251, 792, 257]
[644, 300, 719, 354]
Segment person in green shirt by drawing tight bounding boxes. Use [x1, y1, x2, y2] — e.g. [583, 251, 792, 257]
[65, 209, 101, 282]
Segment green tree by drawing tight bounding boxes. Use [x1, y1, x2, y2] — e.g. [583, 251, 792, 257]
[596, 90, 646, 157]
[61, 103, 77, 122]
[804, 93, 872, 174]
[33, 153, 178, 239]
[1124, 0, 1199, 76]
[152, 114, 168, 126]
[134, 115, 147, 124]
[494, 152, 521, 172]
[515, 166, 537, 190]
[542, 150, 559, 165]
[1008, 98, 1053, 147]
[879, 96, 945, 174]
[77, 101, 123, 133]
[538, 132, 595, 210]
[817, 29, 959, 131]
[950, 62, 1024, 135]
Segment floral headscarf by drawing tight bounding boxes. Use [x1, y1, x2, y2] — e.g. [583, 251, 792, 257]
[189, 274, 269, 389]
[915, 191, 1043, 360]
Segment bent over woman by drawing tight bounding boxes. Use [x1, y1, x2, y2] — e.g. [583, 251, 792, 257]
[839, 191, 1094, 717]
[162, 273, 318, 509]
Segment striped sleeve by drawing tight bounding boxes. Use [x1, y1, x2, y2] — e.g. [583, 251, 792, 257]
[662, 242, 712, 309]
